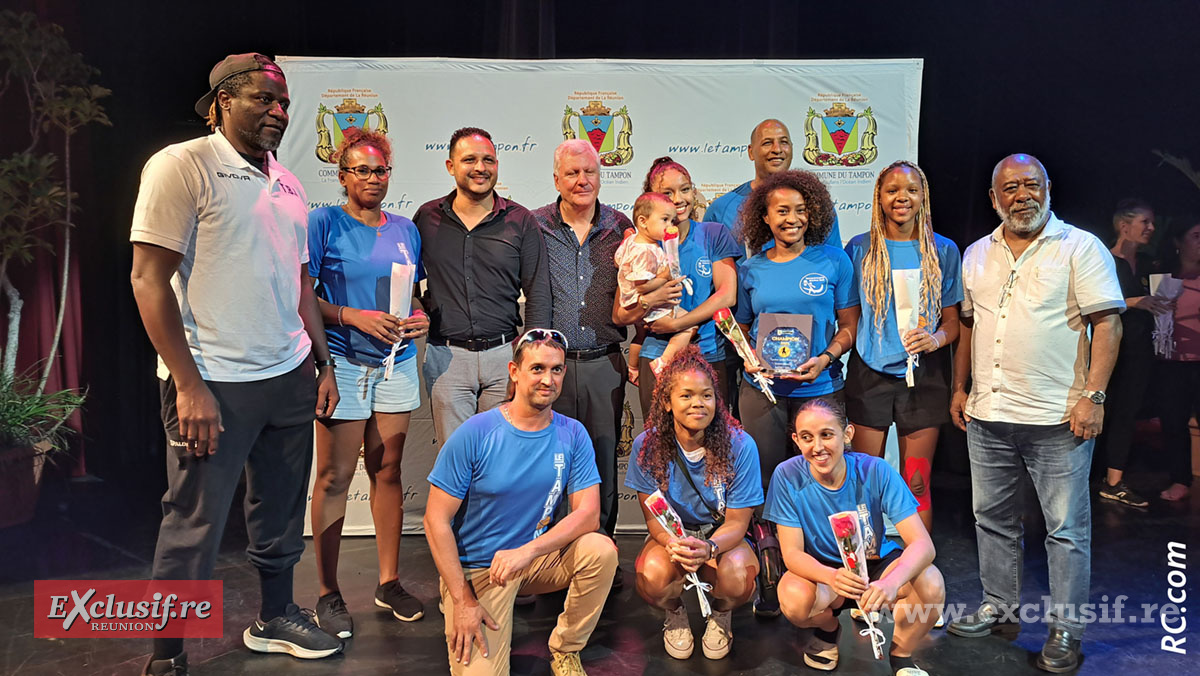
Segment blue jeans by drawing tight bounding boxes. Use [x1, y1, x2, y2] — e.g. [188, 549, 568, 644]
[966, 419, 1093, 634]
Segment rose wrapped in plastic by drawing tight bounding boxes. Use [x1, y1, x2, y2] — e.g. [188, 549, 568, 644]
[828, 510, 884, 659]
[644, 489, 713, 617]
[712, 308, 776, 404]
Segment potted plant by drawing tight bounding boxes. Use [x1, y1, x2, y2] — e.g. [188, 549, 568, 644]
[0, 10, 108, 528]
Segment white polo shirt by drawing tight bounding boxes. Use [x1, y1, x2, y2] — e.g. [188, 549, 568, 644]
[961, 213, 1124, 425]
[131, 131, 312, 382]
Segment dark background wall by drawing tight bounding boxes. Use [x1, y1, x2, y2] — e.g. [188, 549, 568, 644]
[8, 0, 1198, 480]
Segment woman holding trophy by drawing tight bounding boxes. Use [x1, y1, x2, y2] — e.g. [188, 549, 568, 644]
[733, 170, 861, 489]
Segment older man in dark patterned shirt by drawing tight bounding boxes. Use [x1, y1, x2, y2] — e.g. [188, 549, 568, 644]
[532, 140, 632, 561]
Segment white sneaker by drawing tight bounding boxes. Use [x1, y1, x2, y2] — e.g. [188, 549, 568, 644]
[662, 604, 693, 659]
[701, 609, 732, 659]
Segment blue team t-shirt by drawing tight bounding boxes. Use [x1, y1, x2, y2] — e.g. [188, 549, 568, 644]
[844, 234, 963, 376]
[427, 409, 601, 569]
[735, 244, 859, 397]
[624, 428, 764, 527]
[308, 206, 426, 367]
[641, 220, 743, 361]
[704, 181, 844, 255]
[763, 452, 918, 566]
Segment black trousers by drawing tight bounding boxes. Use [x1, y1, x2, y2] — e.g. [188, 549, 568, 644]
[1158, 360, 1200, 486]
[553, 351, 626, 536]
[152, 360, 317, 581]
[1097, 344, 1155, 473]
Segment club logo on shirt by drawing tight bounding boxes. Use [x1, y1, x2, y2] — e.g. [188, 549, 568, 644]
[535, 453, 567, 537]
[800, 273, 829, 296]
[857, 503, 879, 558]
[215, 171, 252, 181]
[315, 93, 388, 164]
[695, 256, 713, 278]
[802, 101, 879, 167]
[561, 97, 634, 167]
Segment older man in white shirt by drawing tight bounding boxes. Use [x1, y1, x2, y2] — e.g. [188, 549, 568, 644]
[947, 154, 1123, 673]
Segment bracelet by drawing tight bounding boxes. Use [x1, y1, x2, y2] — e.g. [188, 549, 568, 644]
[931, 333, 941, 350]
[314, 358, 336, 369]
[706, 539, 720, 561]
[337, 305, 345, 327]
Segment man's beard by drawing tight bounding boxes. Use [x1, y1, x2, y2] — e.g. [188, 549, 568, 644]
[996, 193, 1051, 234]
[238, 126, 283, 153]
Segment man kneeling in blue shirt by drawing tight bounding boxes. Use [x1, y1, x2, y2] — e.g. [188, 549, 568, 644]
[425, 328, 619, 676]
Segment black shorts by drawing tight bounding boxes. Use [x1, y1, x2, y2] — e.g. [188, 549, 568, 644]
[844, 348, 951, 431]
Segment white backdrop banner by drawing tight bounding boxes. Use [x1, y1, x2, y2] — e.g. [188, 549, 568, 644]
[276, 57, 922, 239]
[280, 57, 924, 536]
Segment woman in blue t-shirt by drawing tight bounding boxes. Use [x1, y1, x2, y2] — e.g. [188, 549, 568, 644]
[625, 346, 763, 662]
[734, 170, 861, 489]
[615, 157, 742, 415]
[843, 161, 961, 533]
[307, 129, 429, 637]
[764, 398, 944, 675]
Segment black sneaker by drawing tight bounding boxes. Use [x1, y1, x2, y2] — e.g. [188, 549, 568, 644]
[1098, 481, 1150, 508]
[315, 591, 354, 639]
[752, 592, 781, 619]
[143, 652, 188, 676]
[242, 604, 343, 659]
[375, 580, 424, 622]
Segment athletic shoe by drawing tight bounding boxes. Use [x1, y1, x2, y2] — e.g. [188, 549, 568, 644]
[752, 593, 781, 619]
[1098, 481, 1150, 508]
[663, 604, 694, 659]
[849, 607, 881, 624]
[375, 580, 424, 622]
[314, 591, 353, 639]
[803, 623, 840, 671]
[701, 609, 733, 659]
[143, 652, 188, 676]
[934, 611, 945, 629]
[242, 604, 343, 659]
[549, 648, 588, 675]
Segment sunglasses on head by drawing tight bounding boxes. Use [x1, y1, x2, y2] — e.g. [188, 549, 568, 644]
[517, 328, 569, 350]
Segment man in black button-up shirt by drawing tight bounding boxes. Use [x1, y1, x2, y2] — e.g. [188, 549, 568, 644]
[532, 139, 632, 545]
[416, 127, 550, 445]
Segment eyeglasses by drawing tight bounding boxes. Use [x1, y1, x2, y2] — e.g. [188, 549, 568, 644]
[341, 165, 392, 179]
[998, 270, 1017, 308]
[517, 328, 569, 350]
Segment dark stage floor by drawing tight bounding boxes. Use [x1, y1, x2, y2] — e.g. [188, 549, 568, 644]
[2, 469, 1197, 675]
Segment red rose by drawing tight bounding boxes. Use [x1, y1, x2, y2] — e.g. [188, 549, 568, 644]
[832, 515, 856, 539]
[845, 553, 858, 571]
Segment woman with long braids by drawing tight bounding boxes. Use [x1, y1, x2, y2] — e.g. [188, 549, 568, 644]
[843, 161, 961, 533]
[624, 346, 762, 661]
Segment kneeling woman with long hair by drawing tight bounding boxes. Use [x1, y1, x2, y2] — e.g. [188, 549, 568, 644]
[624, 346, 763, 661]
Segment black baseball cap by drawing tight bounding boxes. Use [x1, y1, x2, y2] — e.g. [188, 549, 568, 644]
[194, 53, 285, 117]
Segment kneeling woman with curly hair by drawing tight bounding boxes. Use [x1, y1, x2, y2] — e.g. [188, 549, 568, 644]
[624, 346, 763, 661]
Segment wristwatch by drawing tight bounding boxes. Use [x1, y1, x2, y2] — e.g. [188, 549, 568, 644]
[314, 358, 336, 369]
[1081, 389, 1106, 405]
[705, 539, 720, 561]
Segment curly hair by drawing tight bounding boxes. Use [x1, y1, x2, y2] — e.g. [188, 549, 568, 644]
[861, 161, 943, 340]
[333, 127, 393, 168]
[738, 170, 834, 253]
[643, 156, 708, 221]
[638, 346, 741, 493]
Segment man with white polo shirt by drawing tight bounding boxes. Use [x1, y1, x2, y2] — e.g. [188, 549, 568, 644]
[131, 53, 343, 675]
[947, 154, 1123, 673]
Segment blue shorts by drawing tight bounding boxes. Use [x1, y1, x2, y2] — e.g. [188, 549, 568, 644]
[330, 353, 420, 420]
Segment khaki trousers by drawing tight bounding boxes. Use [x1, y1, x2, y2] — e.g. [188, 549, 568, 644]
[439, 531, 619, 676]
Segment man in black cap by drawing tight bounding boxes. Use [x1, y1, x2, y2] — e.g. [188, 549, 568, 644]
[131, 53, 343, 675]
